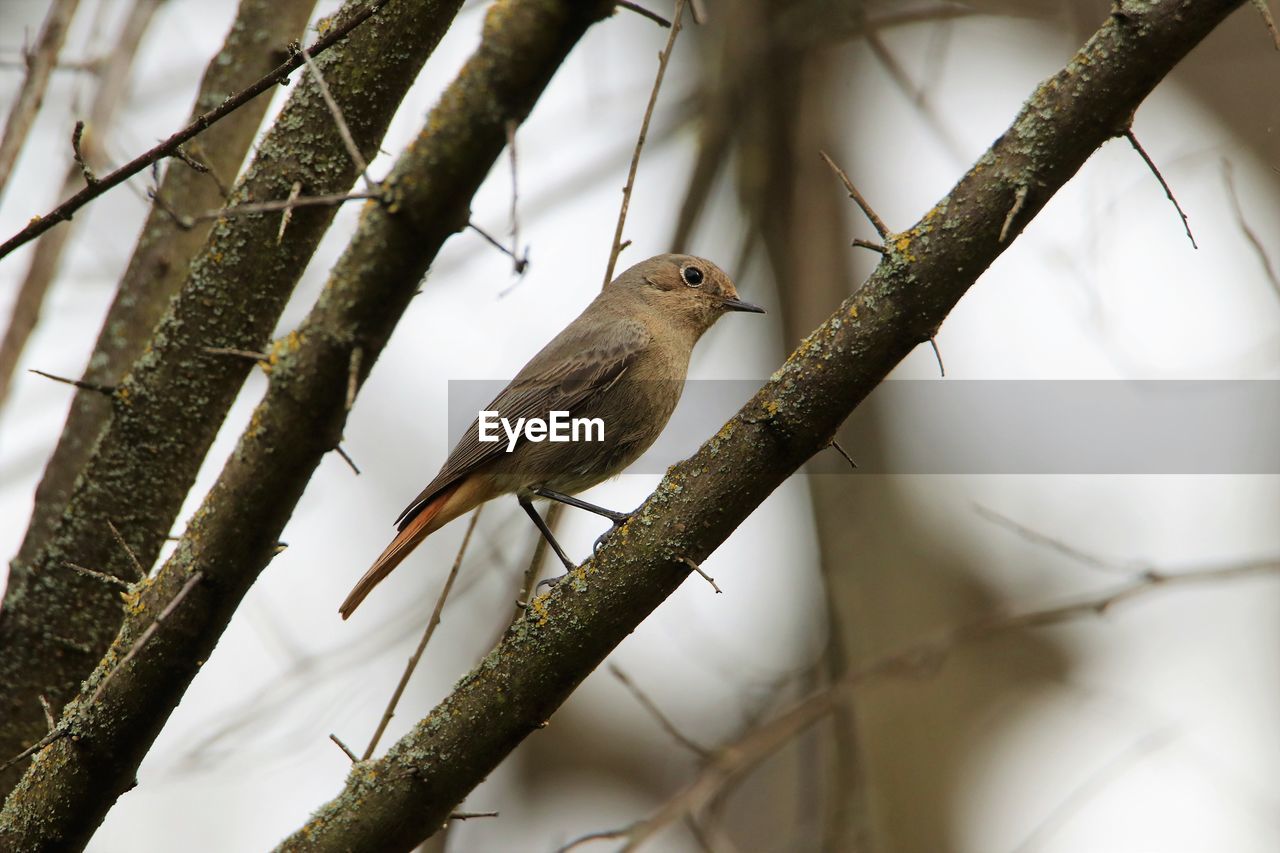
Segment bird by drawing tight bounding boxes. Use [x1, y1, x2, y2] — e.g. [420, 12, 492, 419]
[339, 253, 764, 619]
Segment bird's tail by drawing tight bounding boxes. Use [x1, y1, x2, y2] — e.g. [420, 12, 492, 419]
[339, 481, 461, 619]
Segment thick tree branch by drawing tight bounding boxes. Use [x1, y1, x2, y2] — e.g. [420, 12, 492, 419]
[0, 0, 614, 846]
[0, 0, 461, 800]
[272, 1, 1247, 848]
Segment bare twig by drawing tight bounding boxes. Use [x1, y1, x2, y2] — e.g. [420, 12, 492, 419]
[469, 221, 529, 274]
[362, 508, 483, 760]
[616, 1, 672, 27]
[90, 572, 204, 705]
[28, 368, 114, 396]
[584, 557, 1280, 850]
[1122, 128, 1196, 249]
[300, 47, 375, 192]
[609, 665, 710, 757]
[602, 0, 688, 288]
[38, 697, 55, 732]
[62, 561, 130, 590]
[155, 188, 382, 231]
[974, 504, 1145, 579]
[170, 145, 211, 175]
[680, 555, 722, 594]
[927, 336, 945, 377]
[70, 120, 97, 185]
[107, 519, 146, 580]
[328, 733, 359, 764]
[0, 0, 392, 261]
[505, 119, 528, 275]
[0, 0, 81, 201]
[819, 150, 889, 239]
[202, 346, 269, 361]
[1252, 0, 1280, 48]
[829, 439, 857, 470]
[333, 444, 361, 476]
[850, 238, 886, 253]
[448, 811, 499, 820]
[999, 183, 1029, 243]
[1221, 158, 1280, 300]
[0, 729, 65, 774]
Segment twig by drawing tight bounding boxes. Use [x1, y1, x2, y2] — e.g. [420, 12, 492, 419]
[616, 1, 671, 27]
[107, 519, 146, 580]
[28, 368, 114, 396]
[362, 508, 483, 760]
[71, 120, 97, 185]
[590, 557, 1280, 850]
[609, 665, 710, 757]
[1252, 0, 1280, 49]
[819, 150, 889, 239]
[1122, 128, 1196, 249]
[170, 145, 210, 175]
[829, 439, 857, 470]
[277, 180, 303, 242]
[448, 811, 499, 820]
[505, 119, 528, 275]
[558, 825, 637, 852]
[202, 346, 269, 361]
[328, 733, 359, 764]
[680, 555, 722, 594]
[333, 444, 361, 476]
[156, 188, 382, 231]
[602, 0, 687, 288]
[850, 238, 885, 254]
[927, 336, 945, 377]
[469, 221, 529, 274]
[0, 0, 392, 261]
[1221, 158, 1280, 300]
[974, 504, 1147, 580]
[38, 696, 56, 732]
[0, 729, 65, 774]
[62, 561, 131, 590]
[90, 571, 204, 705]
[0, 0, 81, 199]
[301, 47, 374, 192]
[999, 183, 1029, 243]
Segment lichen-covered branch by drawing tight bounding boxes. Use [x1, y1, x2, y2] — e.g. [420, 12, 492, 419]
[5, 0, 316, 635]
[0, 0, 461, 799]
[275, 2, 1246, 849]
[0, 0, 614, 847]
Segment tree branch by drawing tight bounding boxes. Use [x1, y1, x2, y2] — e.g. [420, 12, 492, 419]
[0, 0, 616, 846]
[270, 1, 1249, 847]
[0, 0, 462, 802]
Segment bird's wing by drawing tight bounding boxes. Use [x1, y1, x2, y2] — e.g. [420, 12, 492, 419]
[393, 318, 651, 529]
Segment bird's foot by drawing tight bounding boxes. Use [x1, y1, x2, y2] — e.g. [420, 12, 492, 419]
[593, 514, 631, 555]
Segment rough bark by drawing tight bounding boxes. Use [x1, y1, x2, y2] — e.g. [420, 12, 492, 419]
[0, 0, 614, 847]
[268, 2, 1245, 849]
[0, 0, 460, 798]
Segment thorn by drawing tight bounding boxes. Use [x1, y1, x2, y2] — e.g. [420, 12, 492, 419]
[851, 238, 886, 254]
[829, 439, 858, 470]
[107, 519, 147, 580]
[820, 150, 890, 239]
[328, 733, 359, 763]
[616, 1, 672, 27]
[679, 556, 722, 594]
[928, 336, 945, 377]
[999, 184, 1029, 243]
[28, 368, 115, 396]
[334, 444, 361, 475]
[1123, 128, 1197, 249]
[62, 561, 131, 590]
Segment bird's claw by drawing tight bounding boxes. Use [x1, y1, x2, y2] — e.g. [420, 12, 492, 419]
[592, 515, 631, 555]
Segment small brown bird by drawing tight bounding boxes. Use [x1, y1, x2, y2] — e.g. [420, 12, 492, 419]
[340, 253, 763, 618]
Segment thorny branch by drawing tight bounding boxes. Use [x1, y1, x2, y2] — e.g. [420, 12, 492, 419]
[0, 0, 391, 261]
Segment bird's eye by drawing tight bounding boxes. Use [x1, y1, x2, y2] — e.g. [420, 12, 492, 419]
[681, 266, 704, 287]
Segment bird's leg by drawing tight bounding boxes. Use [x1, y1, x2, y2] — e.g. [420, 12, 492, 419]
[518, 495, 576, 576]
[531, 487, 631, 554]
[532, 487, 629, 522]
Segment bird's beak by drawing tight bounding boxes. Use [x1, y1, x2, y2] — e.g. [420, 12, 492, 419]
[720, 296, 766, 314]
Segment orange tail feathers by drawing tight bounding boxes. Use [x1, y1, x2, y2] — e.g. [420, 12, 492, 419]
[340, 480, 466, 619]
